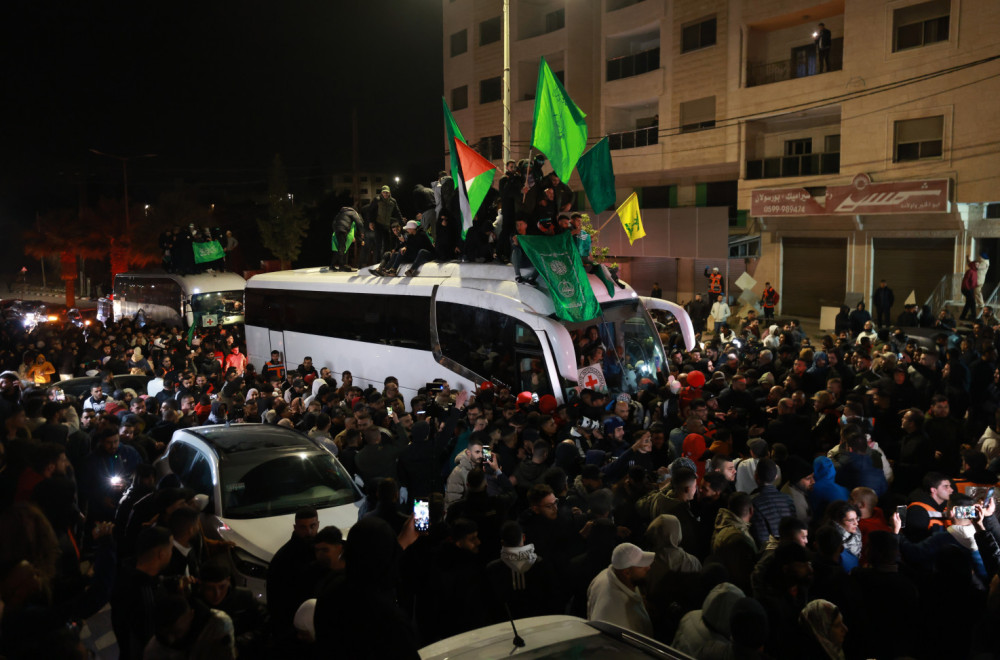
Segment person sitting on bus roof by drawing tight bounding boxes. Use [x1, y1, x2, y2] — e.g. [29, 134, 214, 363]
[373, 220, 435, 277]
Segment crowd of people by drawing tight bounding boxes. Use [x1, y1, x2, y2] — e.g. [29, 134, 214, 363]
[4, 268, 1000, 658]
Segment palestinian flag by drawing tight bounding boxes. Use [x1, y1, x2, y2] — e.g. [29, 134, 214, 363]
[453, 138, 497, 236]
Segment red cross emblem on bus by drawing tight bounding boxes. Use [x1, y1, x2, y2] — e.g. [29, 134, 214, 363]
[205, 317, 215, 326]
[584, 374, 600, 388]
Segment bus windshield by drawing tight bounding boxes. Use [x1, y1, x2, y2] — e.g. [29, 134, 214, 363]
[191, 290, 245, 323]
[563, 299, 665, 396]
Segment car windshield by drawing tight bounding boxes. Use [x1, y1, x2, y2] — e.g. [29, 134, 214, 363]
[220, 449, 359, 519]
[563, 299, 665, 397]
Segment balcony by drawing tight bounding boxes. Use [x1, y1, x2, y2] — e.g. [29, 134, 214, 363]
[745, 152, 840, 180]
[746, 50, 843, 87]
[608, 0, 645, 10]
[606, 47, 660, 82]
[609, 126, 658, 150]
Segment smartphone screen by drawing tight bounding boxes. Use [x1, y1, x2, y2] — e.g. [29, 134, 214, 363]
[482, 447, 492, 463]
[414, 499, 430, 533]
[896, 505, 907, 527]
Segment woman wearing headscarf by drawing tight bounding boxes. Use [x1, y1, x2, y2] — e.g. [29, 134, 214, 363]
[799, 599, 848, 660]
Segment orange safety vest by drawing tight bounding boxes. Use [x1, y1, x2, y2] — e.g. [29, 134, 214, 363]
[907, 501, 950, 530]
[708, 273, 723, 293]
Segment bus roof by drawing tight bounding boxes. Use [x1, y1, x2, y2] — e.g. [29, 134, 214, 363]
[115, 271, 246, 294]
[246, 263, 640, 316]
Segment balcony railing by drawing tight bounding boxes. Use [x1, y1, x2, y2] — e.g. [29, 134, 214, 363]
[608, 0, 646, 11]
[609, 126, 658, 150]
[746, 54, 843, 87]
[745, 152, 840, 180]
[606, 47, 660, 82]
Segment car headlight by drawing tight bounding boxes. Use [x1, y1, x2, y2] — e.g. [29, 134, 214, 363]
[232, 547, 269, 580]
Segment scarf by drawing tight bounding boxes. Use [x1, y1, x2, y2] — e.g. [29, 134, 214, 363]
[800, 599, 846, 660]
[837, 523, 862, 559]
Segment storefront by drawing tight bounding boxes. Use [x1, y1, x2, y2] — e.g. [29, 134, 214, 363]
[746, 173, 995, 319]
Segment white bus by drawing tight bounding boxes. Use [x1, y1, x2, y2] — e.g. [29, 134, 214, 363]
[245, 263, 694, 402]
[112, 271, 247, 330]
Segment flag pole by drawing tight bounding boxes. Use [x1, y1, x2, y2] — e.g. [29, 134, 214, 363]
[596, 210, 618, 233]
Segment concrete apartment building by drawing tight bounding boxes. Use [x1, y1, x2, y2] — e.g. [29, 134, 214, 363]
[442, 0, 1000, 319]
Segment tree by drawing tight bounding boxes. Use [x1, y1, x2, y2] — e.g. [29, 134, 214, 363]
[24, 198, 161, 307]
[24, 209, 103, 307]
[257, 155, 308, 269]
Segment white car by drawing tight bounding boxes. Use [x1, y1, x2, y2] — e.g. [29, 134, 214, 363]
[153, 423, 362, 600]
[419, 616, 694, 659]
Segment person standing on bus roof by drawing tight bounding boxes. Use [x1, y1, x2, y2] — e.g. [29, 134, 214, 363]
[366, 186, 402, 264]
[328, 206, 365, 272]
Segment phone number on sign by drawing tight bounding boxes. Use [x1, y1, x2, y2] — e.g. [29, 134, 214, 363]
[761, 205, 808, 214]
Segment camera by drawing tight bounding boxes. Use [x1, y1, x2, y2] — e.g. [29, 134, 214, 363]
[482, 447, 492, 463]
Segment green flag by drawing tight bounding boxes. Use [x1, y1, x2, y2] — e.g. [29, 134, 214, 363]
[531, 57, 588, 183]
[193, 240, 225, 264]
[577, 137, 616, 213]
[518, 233, 601, 323]
[442, 97, 467, 184]
[331, 225, 355, 252]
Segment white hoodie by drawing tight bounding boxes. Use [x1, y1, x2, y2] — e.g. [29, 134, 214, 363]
[500, 544, 538, 590]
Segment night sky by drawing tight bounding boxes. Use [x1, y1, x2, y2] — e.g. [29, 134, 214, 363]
[1, 1, 444, 240]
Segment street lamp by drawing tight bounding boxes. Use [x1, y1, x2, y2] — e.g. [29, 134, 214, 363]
[89, 149, 157, 233]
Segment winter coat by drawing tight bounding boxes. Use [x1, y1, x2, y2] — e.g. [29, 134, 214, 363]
[834, 450, 888, 497]
[485, 544, 558, 621]
[672, 582, 745, 659]
[399, 229, 434, 264]
[587, 566, 654, 636]
[749, 485, 796, 548]
[809, 456, 849, 520]
[445, 452, 476, 507]
[333, 206, 364, 236]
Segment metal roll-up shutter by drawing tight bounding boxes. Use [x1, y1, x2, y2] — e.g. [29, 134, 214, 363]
[872, 238, 954, 308]
[782, 237, 847, 317]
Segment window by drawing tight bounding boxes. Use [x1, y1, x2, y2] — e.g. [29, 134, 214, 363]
[374, 177, 382, 183]
[824, 134, 841, 153]
[244, 289, 431, 349]
[893, 0, 950, 51]
[450, 29, 468, 57]
[480, 16, 501, 45]
[435, 301, 549, 394]
[185, 452, 214, 496]
[545, 8, 565, 33]
[680, 96, 716, 133]
[341, 175, 352, 183]
[785, 138, 812, 156]
[894, 115, 944, 162]
[360, 176, 368, 182]
[478, 135, 502, 161]
[480, 76, 502, 104]
[451, 85, 468, 111]
[681, 16, 716, 53]
[168, 442, 197, 478]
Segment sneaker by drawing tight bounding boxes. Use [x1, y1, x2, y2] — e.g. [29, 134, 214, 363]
[405, 268, 418, 277]
[340, 265, 357, 272]
[320, 267, 331, 273]
[370, 267, 386, 276]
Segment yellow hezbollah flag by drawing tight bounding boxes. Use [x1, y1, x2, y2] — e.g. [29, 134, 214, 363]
[616, 192, 645, 245]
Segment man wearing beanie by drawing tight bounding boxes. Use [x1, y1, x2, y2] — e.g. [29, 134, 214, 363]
[586, 542, 655, 636]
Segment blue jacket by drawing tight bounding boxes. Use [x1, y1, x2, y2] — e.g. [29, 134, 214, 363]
[809, 456, 849, 519]
[835, 451, 888, 498]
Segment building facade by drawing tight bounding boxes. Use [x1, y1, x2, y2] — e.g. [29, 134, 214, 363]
[442, 0, 1000, 316]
